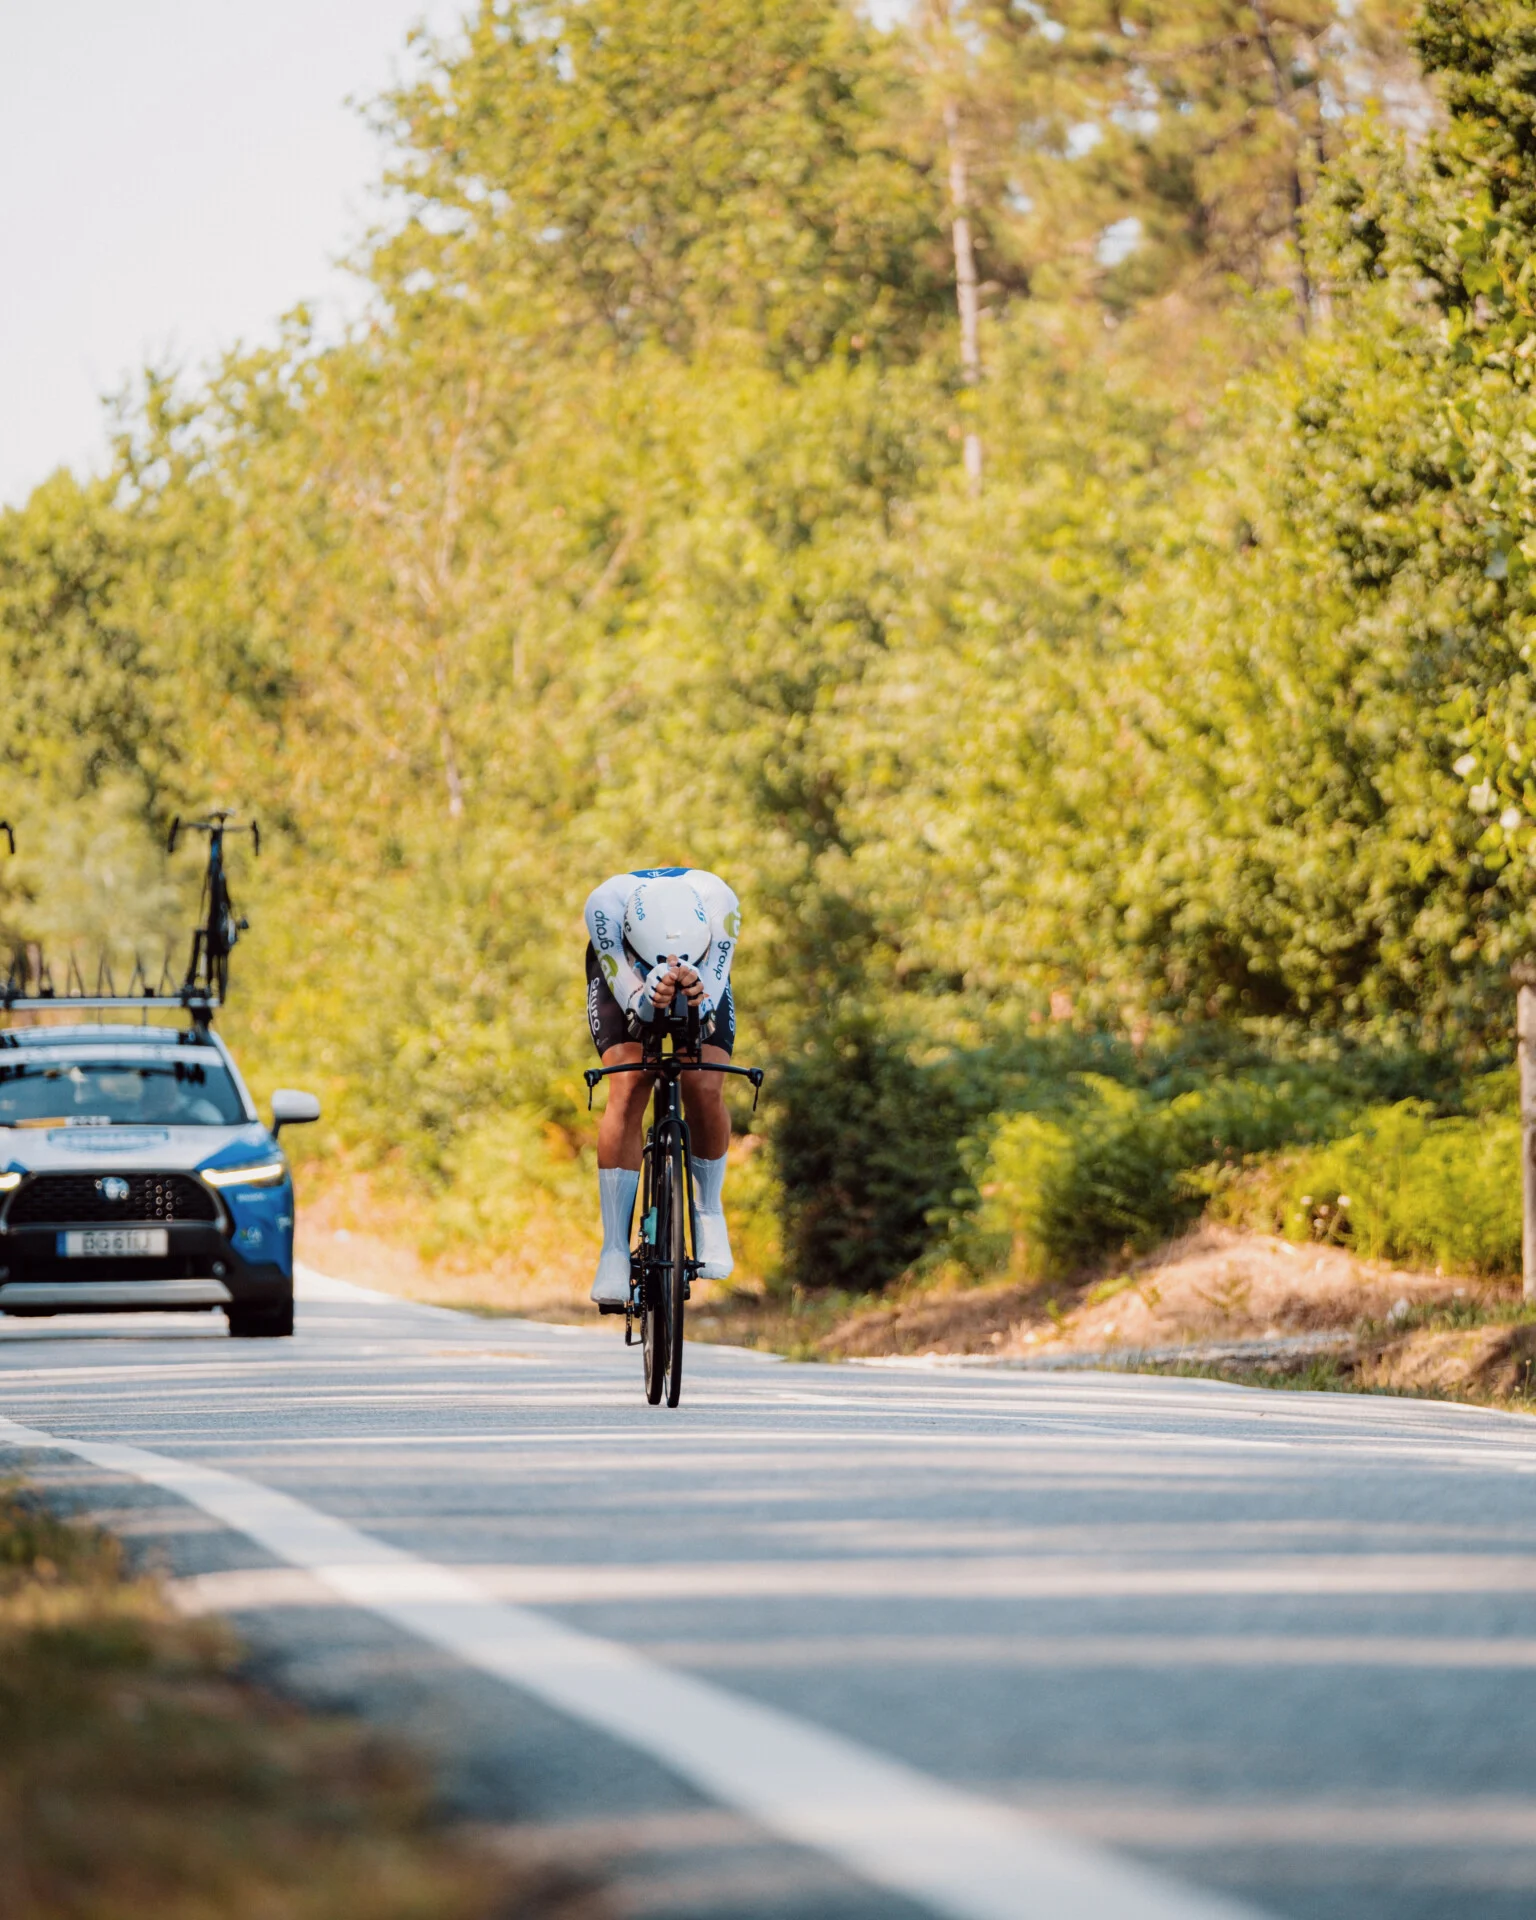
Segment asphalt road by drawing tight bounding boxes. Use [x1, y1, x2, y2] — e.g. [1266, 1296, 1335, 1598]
[2, 1269, 1535, 1920]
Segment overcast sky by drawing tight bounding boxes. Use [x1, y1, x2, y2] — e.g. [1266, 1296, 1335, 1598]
[0, 0, 464, 506]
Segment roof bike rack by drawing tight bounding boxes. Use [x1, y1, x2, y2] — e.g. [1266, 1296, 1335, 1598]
[0, 814, 259, 1032]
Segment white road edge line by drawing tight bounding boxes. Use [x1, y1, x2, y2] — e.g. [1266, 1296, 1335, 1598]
[0, 1414, 1263, 1920]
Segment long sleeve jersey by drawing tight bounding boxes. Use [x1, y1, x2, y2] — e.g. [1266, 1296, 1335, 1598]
[584, 868, 740, 1021]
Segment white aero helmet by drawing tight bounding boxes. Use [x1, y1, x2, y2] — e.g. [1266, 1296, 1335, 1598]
[623, 875, 710, 970]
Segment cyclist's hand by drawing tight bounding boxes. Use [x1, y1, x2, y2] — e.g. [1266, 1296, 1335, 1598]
[641, 958, 704, 1016]
[641, 961, 678, 1013]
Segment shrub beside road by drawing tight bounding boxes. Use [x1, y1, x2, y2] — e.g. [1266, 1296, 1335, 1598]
[0, 1486, 591, 1920]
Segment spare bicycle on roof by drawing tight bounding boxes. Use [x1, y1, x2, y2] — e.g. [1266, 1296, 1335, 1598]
[1, 811, 258, 1033]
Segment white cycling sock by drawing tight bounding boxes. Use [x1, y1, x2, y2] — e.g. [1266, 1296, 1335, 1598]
[693, 1152, 728, 1216]
[599, 1167, 640, 1251]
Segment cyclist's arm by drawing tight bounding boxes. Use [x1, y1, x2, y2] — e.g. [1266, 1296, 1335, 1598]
[687, 870, 739, 1011]
[584, 876, 653, 1021]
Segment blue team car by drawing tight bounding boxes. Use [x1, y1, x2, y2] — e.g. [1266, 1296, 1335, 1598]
[0, 814, 319, 1338]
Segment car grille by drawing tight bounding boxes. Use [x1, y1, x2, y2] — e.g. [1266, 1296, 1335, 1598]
[6, 1173, 220, 1226]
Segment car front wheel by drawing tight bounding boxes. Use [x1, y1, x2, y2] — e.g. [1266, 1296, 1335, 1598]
[226, 1298, 294, 1339]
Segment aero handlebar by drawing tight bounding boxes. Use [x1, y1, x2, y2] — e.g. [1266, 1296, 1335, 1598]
[584, 1059, 765, 1112]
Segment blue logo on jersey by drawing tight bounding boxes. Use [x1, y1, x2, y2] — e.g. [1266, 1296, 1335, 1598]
[631, 867, 689, 879]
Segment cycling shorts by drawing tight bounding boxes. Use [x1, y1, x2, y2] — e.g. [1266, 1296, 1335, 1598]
[585, 943, 736, 1057]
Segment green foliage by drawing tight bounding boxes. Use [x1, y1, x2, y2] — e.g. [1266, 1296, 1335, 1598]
[9, 0, 1535, 1296]
[773, 1021, 1459, 1286]
[1213, 1100, 1522, 1276]
[773, 1021, 970, 1291]
[0, 474, 176, 798]
[953, 1060, 1393, 1277]
[982, 0, 1376, 309]
[375, 0, 948, 366]
[1415, 0, 1536, 235]
[906, 0, 1418, 315]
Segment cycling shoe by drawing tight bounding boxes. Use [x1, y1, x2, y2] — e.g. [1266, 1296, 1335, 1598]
[591, 1247, 632, 1305]
[695, 1211, 734, 1281]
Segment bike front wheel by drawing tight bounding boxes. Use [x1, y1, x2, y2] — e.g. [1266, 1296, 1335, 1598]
[642, 1227, 667, 1406]
[662, 1131, 686, 1407]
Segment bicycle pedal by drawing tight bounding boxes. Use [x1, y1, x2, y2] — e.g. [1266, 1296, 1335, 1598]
[596, 1301, 627, 1316]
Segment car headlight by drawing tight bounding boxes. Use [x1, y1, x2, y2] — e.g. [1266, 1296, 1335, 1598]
[202, 1160, 287, 1189]
[0, 1172, 20, 1192]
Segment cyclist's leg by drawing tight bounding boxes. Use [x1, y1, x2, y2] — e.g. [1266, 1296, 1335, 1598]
[593, 1045, 655, 1303]
[597, 1042, 653, 1168]
[680, 981, 735, 1157]
[681, 1032, 734, 1279]
[679, 1044, 732, 1159]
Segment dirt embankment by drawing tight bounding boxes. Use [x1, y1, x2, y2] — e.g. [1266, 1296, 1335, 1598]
[806, 1227, 1462, 1355]
[703, 1226, 1536, 1409]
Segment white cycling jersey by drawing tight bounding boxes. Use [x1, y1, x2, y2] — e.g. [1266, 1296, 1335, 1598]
[585, 868, 740, 1022]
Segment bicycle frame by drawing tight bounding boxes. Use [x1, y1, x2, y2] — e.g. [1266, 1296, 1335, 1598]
[168, 812, 259, 1008]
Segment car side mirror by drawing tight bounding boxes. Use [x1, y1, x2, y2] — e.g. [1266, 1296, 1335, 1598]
[271, 1089, 321, 1134]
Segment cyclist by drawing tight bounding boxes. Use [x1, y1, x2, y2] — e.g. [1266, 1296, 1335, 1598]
[584, 867, 739, 1306]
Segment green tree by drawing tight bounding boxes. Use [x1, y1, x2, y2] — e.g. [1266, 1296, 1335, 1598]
[373, 0, 949, 367]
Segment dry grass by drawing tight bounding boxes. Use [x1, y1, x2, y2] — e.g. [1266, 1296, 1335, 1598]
[1357, 1322, 1536, 1401]
[687, 1272, 1039, 1361]
[297, 1167, 595, 1319]
[1128, 1320, 1536, 1409]
[0, 1485, 602, 1920]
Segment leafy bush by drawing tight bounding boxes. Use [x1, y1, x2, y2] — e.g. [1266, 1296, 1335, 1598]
[771, 1021, 969, 1292]
[772, 1020, 1478, 1290]
[1212, 1102, 1522, 1278]
[769, 1022, 1222, 1289]
[955, 1068, 1367, 1278]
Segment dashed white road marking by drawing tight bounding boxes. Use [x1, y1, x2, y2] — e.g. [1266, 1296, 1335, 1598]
[0, 1413, 1260, 1920]
[162, 1551, 1536, 1607]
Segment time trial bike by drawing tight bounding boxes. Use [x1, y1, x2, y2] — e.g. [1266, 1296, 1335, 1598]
[585, 1005, 762, 1408]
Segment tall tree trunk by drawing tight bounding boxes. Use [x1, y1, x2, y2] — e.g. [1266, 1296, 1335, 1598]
[433, 644, 466, 820]
[1251, 0, 1318, 331]
[942, 99, 983, 496]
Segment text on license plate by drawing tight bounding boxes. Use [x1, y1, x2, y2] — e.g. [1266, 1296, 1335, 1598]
[58, 1229, 169, 1258]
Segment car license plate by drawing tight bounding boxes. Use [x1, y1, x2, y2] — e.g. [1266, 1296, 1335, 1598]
[57, 1229, 169, 1258]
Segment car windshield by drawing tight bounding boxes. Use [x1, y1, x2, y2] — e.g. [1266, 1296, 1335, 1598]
[0, 1059, 247, 1128]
